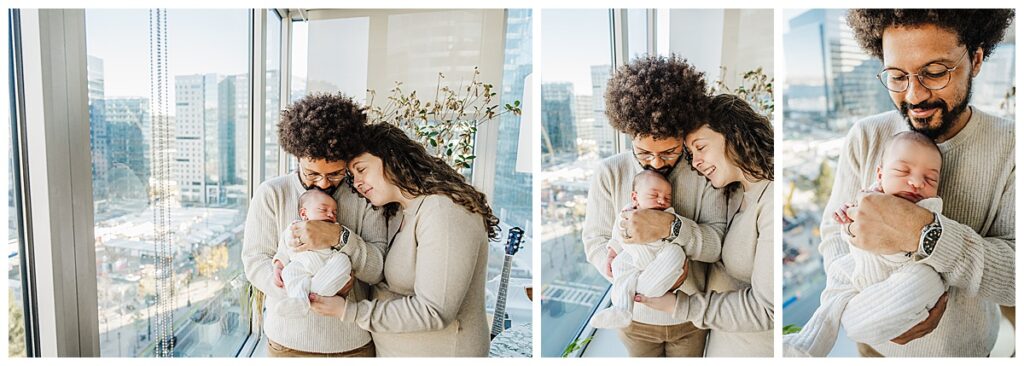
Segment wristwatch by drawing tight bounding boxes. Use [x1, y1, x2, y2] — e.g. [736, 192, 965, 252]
[665, 216, 683, 242]
[916, 213, 942, 259]
[332, 225, 351, 251]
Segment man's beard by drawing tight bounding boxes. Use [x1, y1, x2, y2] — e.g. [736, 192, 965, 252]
[898, 79, 972, 140]
[297, 171, 340, 196]
[641, 162, 676, 177]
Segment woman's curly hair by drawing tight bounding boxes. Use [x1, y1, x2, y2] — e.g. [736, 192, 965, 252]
[278, 93, 368, 161]
[686, 94, 774, 189]
[847, 9, 1015, 60]
[604, 54, 712, 140]
[344, 123, 501, 241]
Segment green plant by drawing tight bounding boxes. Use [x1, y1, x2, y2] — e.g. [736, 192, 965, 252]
[712, 66, 775, 121]
[367, 67, 522, 171]
[783, 324, 803, 335]
[561, 336, 593, 357]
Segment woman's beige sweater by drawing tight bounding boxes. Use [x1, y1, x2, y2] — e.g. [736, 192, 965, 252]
[343, 194, 490, 357]
[673, 179, 774, 356]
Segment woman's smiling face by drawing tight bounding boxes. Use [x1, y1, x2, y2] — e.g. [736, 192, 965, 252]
[685, 125, 739, 189]
[348, 152, 403, 206]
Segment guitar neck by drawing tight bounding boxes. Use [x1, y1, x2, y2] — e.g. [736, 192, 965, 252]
[490, 254, 514, 338]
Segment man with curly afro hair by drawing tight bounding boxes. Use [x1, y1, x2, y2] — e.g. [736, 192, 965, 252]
[242, 93, 388, 357]
[806, 10, 1014, 357]
[582, 55, 729, 357]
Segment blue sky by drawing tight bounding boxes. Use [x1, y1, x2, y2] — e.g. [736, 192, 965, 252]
[540, 9, 613, 96]
[85, 9, 249, 97]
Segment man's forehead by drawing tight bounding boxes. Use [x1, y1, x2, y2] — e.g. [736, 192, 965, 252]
[881, 24, 963, 68]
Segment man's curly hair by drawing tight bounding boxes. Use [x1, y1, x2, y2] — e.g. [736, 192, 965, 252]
[278, 93, 368, 161]
[604, 54, 711, 140]
[686, 94, 774, 188]
[847, 9, 1015, 60]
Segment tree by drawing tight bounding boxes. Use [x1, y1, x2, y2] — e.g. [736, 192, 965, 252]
[9, 288, 26, 357]
[814, 158, 834, 207]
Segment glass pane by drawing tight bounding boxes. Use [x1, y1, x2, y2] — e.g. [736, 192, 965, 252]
[264, 11, 282, 183]
[85, 9, 251, 357]
[286, 19, 307, 173]
[540, 9, 615, 357]
[485, 8, 533, 354]
[626, 9, 649, 60]
[8, 91, 27, 358]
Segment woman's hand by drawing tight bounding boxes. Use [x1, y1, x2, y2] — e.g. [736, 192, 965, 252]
[309, 293, 348, 319]
[634, 292, 678, 313]
[620, 208, 675, 244]
[891, 292, 949, 345]
[290, 220, 342, 252]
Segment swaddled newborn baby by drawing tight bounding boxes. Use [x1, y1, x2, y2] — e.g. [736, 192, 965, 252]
[273, 189, 353, 318]
[591, 170, 688, 329]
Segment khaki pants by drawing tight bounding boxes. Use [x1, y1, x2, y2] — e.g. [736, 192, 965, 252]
[266, 339, 376, 357]
[617, 321, 708, 357]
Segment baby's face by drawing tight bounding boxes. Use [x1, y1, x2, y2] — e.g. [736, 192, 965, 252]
[632, 178, 673, 210]
[301, 195, 338, 223]
[877, 139, 941, 202]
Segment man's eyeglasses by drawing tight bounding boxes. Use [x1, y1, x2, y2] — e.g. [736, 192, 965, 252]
[876, 49, 970, 93]
[633, 147, 683, 163]
[299, 167, 347, 183]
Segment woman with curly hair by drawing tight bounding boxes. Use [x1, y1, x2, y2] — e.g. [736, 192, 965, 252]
[636, 94, 774, 357]
[308, 122, 498, 357]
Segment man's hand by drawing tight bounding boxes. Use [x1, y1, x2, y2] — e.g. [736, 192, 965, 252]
[337, 277, 356, 297]
[670, 260, 689, 293]
[272, 260, 285, 288]
[604, 247, 617, 278]
[290, 220, 342, 252]
[891, 292, 949, 345]
[845, 192, 932, 254]
[634, 292, 678, 313]
[621, 208, 675, 244]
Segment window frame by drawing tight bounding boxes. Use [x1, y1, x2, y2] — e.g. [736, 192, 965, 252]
[12, 8, 272, 357]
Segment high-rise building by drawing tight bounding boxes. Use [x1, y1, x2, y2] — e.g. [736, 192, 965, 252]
[590, 65, 615, 156]
[104, 97, 151, 196]
[573, 95, 594, 144]
[219, 74, 249, 186]
[784, 9, 890, 127]
[88, 55, 109, 200]
[175, 74, 220, 206]
[541, 82, 577, 164]
[492, 9, 533, 229]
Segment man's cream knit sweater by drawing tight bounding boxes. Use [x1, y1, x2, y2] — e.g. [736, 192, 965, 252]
[242, 174, 388, 353]
[817, 108, 1015, 356]
[583, 153, 729, 325]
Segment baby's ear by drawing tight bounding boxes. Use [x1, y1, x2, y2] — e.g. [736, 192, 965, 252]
[875, 165, 883, 182]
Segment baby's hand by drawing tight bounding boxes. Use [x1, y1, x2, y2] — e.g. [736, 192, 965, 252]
[833, 202, 854, 224]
